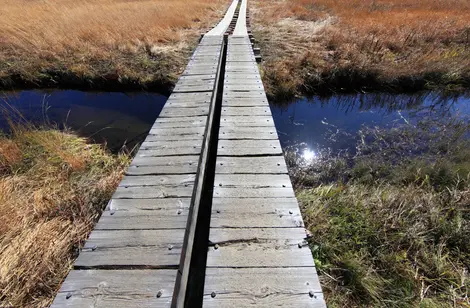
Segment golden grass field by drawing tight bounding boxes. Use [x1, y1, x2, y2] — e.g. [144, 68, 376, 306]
[0, 0, 227, 89]
[252, 0, 470, 97]
[0, 123, 130, 307]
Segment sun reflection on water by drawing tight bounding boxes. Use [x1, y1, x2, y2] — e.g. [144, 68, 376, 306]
[302, 148, 317, 163]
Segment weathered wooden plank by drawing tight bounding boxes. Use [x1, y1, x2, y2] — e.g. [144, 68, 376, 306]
[225, 63, 259, 69]
[130, 155, 199, 167]
[75, 230, 184, 267]
[210, 198, 303, 228]
[219, 126, 278, 139]
[224, 85, 265, 92]
[213, 187, 295, 198]
[224, 73, 261, 80]
[220, 116, 275, 127]
[178, 74, 216, 81]
[148, 126, 205, 135]
[203, 267, 325, 308]
[165, 100, 210, 108]
[153, 116, 207, 128]
[52, 270, 175, 308]
[113, 185, 193, 199]
[183, 68, 218, 75]
[214, 174, 292, 188]
[119, 175, 195, 187]
[127, 165, 197, 175]
[173, 84, 214, 93]
[141, 140, 201, 150]
[223, 91, 266, 99]
[137, 147, 200, 157]
[169, 92, 212, 101]
[185, 64, 218, 70]
[206, 228, 312, 267]
[225, 68, 259, 73]
[216, 156, 288, 174]
[224, 79, 263, 85]
[159, 107, 209, 118]
[96, 198, 190, 230]
[144, 134, 204, 142]
[221, 106, 271, 116]
[221, 99, 268, 107]
[218, 139, 282, 156]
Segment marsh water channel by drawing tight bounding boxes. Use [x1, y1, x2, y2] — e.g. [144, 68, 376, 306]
[1, 90, 469, 156]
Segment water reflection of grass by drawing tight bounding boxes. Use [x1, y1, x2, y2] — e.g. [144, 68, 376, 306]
[0, 123, 129, 307]
[290, 118, 470, 307]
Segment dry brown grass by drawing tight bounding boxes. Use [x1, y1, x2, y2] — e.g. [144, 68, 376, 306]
[0, 0, 228, 89]
[0, 124, 129, 307]
[252, 0, 470, 98]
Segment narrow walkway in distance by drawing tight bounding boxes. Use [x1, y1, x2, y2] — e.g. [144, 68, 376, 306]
[51, 1, 238, 307]
[202, 0, 326, 307]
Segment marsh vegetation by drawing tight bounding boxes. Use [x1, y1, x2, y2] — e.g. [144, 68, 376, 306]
[0, 118, 129, 307]
[0, 0, 226, 90]
[252, 0, 470, 98]
[286, 102, 470, 306]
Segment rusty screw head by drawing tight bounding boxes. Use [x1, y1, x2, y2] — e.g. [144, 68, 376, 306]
[211, 292, 216, 298]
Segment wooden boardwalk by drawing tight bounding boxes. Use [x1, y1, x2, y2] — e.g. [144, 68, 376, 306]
[52, 0, 325, 307]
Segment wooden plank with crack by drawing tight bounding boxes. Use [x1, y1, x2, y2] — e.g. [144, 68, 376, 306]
[52, 270, 176, 307]
[74, 229, 184, 268]
[203, 267, 325, 308]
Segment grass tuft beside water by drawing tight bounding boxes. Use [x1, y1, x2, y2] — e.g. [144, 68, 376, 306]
[0, 124, 129, 307]
[291, 117, 470, 307]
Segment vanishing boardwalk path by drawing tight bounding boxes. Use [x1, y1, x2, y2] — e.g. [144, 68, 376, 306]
[52, 0, 325, 307]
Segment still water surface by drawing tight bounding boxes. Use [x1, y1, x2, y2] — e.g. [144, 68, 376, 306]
[1, 90, 469, 154]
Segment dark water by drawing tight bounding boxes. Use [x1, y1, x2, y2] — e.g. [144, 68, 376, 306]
[0, 90, 166, 151]
[1, 90, 469, 155]
[271, 92, 470, 160]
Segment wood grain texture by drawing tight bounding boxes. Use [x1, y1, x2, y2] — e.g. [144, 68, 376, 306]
[221, 106, 271, 116]
[96, 198, 190, 230]
[214, 174, 292, 188]
[203, 268, 325, 308]
[153, 116, 207, 128]
[159, 107, 209, 118]
[119, 175, 195, 187]
[112, 185, 193, 199]
[217, 139, 282, 156]
[148, 126, 205, 135]
[219, 126, 278, 139]
[206, 228, 313, 267]
[210, 198, 303, 228]
[216, 156, 288, 174]
[213, 187, 295, 198]
[220, 116, 275, 127]
[75, 230, 184, 267]
[52, 269, 176, 308]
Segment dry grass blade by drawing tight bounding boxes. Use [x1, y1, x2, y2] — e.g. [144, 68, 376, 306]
[0, 121, 129, 307]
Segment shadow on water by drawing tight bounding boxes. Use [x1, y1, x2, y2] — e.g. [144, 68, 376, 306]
[0, 90, 167, 153]
[270, 91, 470, 159]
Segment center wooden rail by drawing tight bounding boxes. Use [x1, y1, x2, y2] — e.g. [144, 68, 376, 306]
[51, 0, 325, 307]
